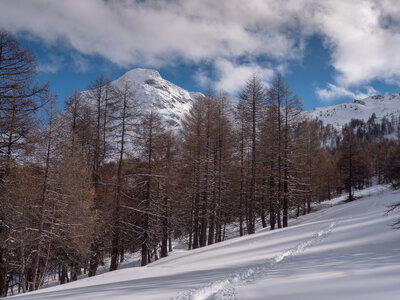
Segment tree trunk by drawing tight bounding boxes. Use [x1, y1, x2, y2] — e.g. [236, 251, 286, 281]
[269, 160, 276, 230]
[60, 264, 67, 285]
[141, 111, 153, 266]
[110, 89, 128, 271]
[0, 250, 6, 297]
[88, 82, 104, 277]
[200, 98, 211, 247]
[119, 235, 125, 263]
[31, 100, 54, 291]
[208, 142, 218, 245]
[282, 96, 289, 228]
[88, 239, 99, 277]
[161, 212, 168, 258]
[239, 128, 245, 236]
[348, 141, 353, 201]
[193, 141, 201, 249]
[249, 89, 257, 234]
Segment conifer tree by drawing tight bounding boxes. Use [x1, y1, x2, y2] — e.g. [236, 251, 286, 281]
[109, 83, 139, 271]
[136, 109, 166, 266]
[0, 31, 48, 296]
[239, 74, 265, 234]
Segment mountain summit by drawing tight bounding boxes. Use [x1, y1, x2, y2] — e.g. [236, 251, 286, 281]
[111, 68, 201, 127]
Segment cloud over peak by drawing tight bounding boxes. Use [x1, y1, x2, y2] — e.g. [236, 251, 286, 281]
[1, 0, 400, 96]
[316, 83, 378, 102]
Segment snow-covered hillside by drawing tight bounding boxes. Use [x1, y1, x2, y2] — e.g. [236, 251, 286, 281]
[11, 185, 400, 300]
[308, 94, 400, 127]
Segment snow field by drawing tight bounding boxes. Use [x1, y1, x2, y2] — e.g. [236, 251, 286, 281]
[11, 185, 400, 300]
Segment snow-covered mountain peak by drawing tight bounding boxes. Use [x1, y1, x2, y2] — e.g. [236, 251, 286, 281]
[103, 68, 202, 127]
[118, 68, 162, 85]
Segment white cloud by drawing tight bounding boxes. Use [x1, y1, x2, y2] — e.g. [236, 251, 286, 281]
[1, 0, 400, 92]
[38, 63, 61, 74]
[313, 0, 400, 86]
[316, 83, 378, 102]
[214, 59, 273, 94]
[38, 54, 64, 73]
[71, 54, 90, 73]
[194, 60, 274, 94]
[0, 0, 309, 68]
[193, 69, 212, 89]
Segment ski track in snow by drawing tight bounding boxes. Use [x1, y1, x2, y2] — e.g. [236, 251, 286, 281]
[172, 222, 337, 300]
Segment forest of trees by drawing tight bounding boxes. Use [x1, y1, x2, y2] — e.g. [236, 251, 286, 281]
[1, 30, 400, 297]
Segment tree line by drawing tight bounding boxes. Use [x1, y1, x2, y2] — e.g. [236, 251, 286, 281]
[1, 30, 400, 297]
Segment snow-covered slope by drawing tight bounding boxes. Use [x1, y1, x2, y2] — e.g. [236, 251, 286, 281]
[308, 94, 400, 127]
[12, 185, 400, 300]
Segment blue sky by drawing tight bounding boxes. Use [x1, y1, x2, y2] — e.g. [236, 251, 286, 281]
[2, 0, 400, 110]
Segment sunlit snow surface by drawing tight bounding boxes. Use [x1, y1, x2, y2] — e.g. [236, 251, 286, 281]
[12, 185, 400, 299]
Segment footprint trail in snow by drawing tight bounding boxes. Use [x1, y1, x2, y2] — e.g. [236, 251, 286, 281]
[172, 221, 337, 300]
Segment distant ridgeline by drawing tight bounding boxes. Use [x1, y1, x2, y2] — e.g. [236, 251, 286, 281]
[77, 69, 400, 149]
[307, 94, 400, 148]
